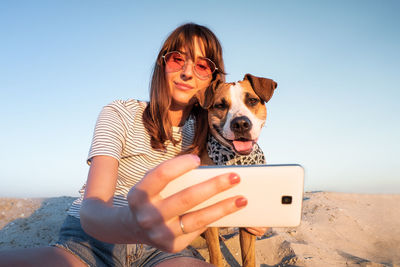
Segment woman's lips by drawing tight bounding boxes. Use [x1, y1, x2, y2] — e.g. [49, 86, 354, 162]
[175, 82, 194, 90]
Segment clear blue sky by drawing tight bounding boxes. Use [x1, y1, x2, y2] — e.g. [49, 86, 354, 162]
[1, 1, 399, 197]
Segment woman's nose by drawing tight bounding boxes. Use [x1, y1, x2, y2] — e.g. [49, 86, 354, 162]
[180, 60, 194, 80]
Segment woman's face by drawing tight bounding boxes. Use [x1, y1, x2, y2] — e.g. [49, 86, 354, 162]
[165, 38, 213, 110]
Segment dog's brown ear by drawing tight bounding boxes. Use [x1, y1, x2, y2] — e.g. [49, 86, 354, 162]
[196, 78, 223, 109]
[244, 73, 277, 103]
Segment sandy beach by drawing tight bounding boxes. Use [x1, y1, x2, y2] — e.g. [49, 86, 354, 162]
[1, 192, 399, 266]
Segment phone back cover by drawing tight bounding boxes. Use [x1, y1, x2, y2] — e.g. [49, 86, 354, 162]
[160, 164, 304, 227]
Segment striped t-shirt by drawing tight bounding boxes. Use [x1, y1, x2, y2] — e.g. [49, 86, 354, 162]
[68, 99, 195, 218]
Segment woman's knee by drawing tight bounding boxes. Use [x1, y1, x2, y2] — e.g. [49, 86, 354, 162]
[0, 246, 87, 267]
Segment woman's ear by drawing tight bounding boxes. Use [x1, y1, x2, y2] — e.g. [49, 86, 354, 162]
[244, 74, 277, 103]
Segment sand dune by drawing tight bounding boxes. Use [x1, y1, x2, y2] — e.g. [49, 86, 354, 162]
[1, 192, 399, 266]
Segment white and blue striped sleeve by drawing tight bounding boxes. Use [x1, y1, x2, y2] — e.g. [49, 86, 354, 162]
[87, 101, 128, 164]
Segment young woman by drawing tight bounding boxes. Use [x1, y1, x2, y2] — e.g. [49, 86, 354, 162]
[0, 23, 259, 267]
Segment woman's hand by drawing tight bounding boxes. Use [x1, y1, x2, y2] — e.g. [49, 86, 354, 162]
[125, 154, 246, 253]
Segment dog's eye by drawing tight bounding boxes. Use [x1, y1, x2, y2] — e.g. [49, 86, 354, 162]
[214, 102, 226, 110]
[247, 98, 260, 106]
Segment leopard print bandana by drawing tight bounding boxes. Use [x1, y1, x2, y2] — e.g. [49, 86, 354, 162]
[207, 135, 266, 166]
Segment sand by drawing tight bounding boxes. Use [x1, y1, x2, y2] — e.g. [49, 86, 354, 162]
[1, 192, 399, 266]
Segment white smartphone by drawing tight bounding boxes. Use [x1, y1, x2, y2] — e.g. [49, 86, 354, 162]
[160, 164, 304, 227]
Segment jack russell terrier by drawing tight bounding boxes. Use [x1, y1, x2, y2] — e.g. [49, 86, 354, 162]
[197, 73, 277, 267]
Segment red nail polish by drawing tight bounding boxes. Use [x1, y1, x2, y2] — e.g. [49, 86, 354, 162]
[230, 174, 240, 184]
[235, 197, 247, 207]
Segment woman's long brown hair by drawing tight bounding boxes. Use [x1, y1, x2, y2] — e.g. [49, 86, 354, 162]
[143, 23, 225, 156]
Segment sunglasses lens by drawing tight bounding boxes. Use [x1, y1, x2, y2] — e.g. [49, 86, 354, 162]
[164, 51, 217, 78]
[195, 58, 215, 78]
[164, 52, 185, 71]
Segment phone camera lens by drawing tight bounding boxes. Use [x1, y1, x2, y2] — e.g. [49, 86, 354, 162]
[281, 196, 292, 204]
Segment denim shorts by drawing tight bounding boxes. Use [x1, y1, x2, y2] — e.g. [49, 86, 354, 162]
[52, 215, 202, 267]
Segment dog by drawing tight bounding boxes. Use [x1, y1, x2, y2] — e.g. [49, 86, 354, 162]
[196, 73, 277, 267]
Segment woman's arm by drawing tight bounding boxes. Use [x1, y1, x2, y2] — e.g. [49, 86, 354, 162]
[79, 155, 131, 242]
[79, 154, 247, 252]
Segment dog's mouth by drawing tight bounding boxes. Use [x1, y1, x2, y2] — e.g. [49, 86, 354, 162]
[231, 138, 256, 155]
[212, 124, 256, 155]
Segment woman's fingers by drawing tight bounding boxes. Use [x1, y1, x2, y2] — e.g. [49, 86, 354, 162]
[128, 154, 200, 204]
[134, 195, 247, 251]
[168, 196, 247, 236]
[158, 172, 240, 220]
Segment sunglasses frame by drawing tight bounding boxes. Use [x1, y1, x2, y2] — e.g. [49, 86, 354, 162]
[162, 51, 218, 79]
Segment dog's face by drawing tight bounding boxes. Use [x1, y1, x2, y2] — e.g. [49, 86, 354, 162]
[203, 74, 277, 155]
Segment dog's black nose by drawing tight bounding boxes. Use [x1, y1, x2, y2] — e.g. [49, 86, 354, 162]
[231, 116, 252, 133]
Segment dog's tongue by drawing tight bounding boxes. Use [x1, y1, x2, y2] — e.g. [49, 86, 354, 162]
[232, 140, 253, 153]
